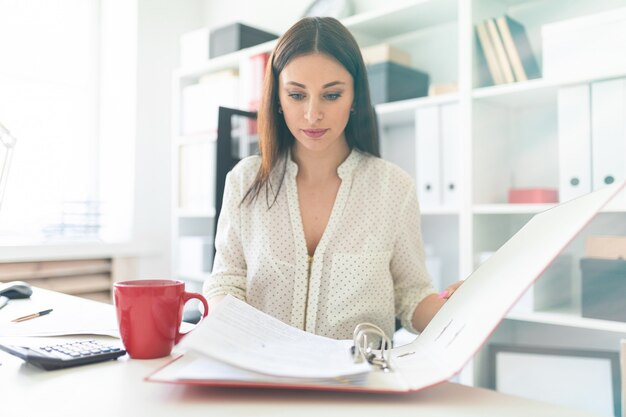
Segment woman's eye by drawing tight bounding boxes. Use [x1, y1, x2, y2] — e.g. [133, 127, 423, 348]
[288, 93, 305, 101]
[325, 93, 341, 101]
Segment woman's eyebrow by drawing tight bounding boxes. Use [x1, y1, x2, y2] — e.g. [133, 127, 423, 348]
[284, 80, 346, 88]
[322, 81, 345, 88]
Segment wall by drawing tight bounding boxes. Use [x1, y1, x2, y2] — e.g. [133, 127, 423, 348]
[201, 0, 411, 33]
[133, 0, 205, 278]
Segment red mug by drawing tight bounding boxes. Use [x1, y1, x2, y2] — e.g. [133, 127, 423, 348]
[113, 279, 208, 359]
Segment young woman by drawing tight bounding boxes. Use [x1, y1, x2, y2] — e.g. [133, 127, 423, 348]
[203, 16, 461, 340]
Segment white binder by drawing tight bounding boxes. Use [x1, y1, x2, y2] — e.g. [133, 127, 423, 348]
[557, 84, 592, 202]
[148, 182, 626, 393]
[440, 103, 460, 208]
[415, 106, 442, 208]
[591, 78, 626, 191]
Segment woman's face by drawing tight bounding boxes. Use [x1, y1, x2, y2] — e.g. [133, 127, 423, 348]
[278, 53, 354, 155]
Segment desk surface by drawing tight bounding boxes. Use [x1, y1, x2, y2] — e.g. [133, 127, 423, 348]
[0, 289, 601, 417]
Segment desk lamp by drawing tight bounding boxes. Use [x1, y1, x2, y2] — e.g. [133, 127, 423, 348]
[0, 121, 17, 211]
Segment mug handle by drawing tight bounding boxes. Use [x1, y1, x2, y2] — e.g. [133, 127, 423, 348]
[175, 291, 209, 345]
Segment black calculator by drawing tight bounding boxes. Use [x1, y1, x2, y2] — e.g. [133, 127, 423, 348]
[0, 339, 126, 370]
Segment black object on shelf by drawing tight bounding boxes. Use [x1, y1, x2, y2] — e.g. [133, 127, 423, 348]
[580, 257, 626, 322]
[366, 62, 429, 105]
[214, 107, 258, 253]
[210, 23, 278, 59]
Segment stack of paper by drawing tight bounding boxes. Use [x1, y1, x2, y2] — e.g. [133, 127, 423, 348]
[174, 296, 371, 382]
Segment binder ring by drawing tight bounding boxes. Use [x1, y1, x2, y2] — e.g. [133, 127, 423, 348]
[351, 322, 392, 371]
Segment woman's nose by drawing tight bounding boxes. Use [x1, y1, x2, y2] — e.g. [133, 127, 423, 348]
[305, 99, 323, 123]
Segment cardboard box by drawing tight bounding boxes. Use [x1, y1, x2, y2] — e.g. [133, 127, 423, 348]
[580, 258, 626, 322]
[361, 44, 410, 66]
[209, 23, 277, 59]
[542, 7, 626, 81]
[366, 62, 429, 105]
[586, 235, 626, 259]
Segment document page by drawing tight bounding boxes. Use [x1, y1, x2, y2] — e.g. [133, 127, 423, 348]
[0, 289, 120, 337]
[179, 295, 371, 379]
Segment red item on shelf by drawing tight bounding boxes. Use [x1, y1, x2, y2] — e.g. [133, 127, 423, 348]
[508, 188, 559, 203]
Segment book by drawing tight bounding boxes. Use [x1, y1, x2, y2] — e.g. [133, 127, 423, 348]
[147, 180, 626, 393]
[239, 52, 268, 135]
[496, 15, 540, 81]
[475, 20, 504, 85]
[486, 18, 515, 84]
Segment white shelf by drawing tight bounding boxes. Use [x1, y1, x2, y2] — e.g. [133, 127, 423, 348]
[472, 78, 558, 108]
[175, 39, 276, 81]
[473, 204, 556, 215]
[507, 309, 626, 334]
[472, 70, 626, 108]
[343, 0, 457, 39]
[175, 0, 458, 82]
[421, 207, 460, 216]
[376, 93, 459, 126]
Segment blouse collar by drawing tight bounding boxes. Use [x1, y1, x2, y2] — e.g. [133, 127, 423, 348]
[285, 147, 364, 180]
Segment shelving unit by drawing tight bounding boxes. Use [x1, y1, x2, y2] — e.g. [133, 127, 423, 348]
[171, 0, 626, 397]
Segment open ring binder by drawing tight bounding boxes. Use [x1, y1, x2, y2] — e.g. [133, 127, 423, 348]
[351, 323, 392, 372]
[148, 180, 626, 393]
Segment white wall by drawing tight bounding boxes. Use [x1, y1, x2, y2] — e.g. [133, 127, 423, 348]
[133, 0, 204, 278]
[201, 0, 411, 33]
[202, 0, 311, 34]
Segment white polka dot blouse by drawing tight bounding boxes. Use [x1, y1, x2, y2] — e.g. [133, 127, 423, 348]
[203, 149, 435, 340]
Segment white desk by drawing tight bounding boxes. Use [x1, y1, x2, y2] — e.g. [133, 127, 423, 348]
[0, 289, 601, 417]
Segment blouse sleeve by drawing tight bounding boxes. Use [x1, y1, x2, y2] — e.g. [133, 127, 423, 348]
[391, 184, 436, 334]
[202, 170, 248, 302]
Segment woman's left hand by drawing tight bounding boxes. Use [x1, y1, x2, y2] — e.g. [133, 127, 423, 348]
[437, 280, 464, 300]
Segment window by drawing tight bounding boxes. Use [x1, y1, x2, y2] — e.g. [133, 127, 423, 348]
[0, 0, 107, 241]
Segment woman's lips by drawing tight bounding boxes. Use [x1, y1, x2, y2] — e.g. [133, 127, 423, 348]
[302, 128, 329, 138]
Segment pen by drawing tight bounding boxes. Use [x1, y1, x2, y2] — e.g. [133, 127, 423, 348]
[11, 308, 53, 323]
[0, 296, 8, 310]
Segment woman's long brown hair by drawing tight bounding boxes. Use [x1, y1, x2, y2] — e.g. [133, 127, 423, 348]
[242, 16, 380, 206]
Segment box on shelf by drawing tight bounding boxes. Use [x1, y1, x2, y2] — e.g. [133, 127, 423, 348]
[361, 44, 410, 67]
[510, 254, 572, 315]
[181, 69, 239, 135]
[178, 141, 215, 212]
[180, 27, 210, 67]
[507, 188, 558, 204]
[542, 7, 626, 81]
[178, 236, 214, 278]
[580, 257, 626, 322]
[209, 23, 278, 59]
[586, 235, 626, 260]
[366, 62, 429, 105]
[428, 83, 458, 96]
